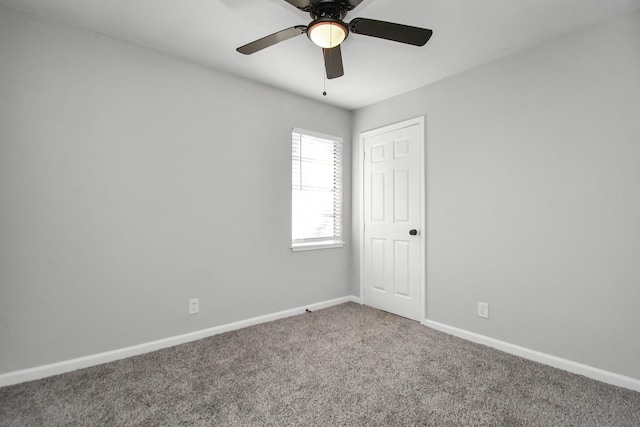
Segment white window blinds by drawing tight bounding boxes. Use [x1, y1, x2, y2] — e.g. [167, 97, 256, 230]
[292, 128, 344, 250]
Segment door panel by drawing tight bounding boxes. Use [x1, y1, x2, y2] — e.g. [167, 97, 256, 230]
[394, 169, 410, 222]
[371, 172, 386, 222]
[371, 239, 386, 292]
[394, 240, 410, 297]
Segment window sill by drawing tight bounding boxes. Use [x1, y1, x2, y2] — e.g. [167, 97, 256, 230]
[291, 241, 345, 252]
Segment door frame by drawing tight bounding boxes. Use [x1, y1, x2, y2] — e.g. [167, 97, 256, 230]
[359, 116, 426, 322]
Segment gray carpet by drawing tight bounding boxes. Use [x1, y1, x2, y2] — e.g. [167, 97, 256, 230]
[1, 302, 639, 426]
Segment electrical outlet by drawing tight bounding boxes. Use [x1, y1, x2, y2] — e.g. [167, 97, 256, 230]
[189, 298, 199, 315]
[478, 301, 489, 319]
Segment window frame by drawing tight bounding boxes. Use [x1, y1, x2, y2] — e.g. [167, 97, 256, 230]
[291, 128, 345, 252]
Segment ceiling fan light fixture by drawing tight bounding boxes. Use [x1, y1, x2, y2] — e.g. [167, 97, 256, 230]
[307, 18, 348, 49]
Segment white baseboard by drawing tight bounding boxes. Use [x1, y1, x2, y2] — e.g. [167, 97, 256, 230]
[0, 295, 361, 388]
[423, 319, 640, 392]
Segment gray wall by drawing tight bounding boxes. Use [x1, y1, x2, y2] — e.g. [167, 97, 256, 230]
[0, 6, 352, 374]
[352, 11, 640, 380]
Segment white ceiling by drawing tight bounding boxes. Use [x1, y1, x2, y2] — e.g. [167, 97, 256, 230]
[2, 0, 640, 110]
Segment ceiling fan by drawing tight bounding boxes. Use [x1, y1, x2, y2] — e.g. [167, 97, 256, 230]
[236, 0, 433, 79]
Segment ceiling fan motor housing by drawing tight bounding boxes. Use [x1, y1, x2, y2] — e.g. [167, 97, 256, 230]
[308, 0, 353, 21]
[304, 0, 357, 18]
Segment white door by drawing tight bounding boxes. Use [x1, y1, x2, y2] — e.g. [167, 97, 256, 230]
[361, 117, 424, 321]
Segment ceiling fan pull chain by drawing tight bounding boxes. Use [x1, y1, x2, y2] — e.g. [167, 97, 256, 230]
[323, 67, 327, 96]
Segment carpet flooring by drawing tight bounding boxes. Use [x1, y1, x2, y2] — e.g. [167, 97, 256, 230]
[1, 302, 639, 426]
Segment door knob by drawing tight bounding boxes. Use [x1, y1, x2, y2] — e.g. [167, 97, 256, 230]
[409, 229, 418, 236]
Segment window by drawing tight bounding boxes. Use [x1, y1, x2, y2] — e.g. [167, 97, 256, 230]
[291, 128, 344, 251]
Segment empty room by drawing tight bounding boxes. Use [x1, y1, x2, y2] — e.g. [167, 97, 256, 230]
[1, 0, 639, 425]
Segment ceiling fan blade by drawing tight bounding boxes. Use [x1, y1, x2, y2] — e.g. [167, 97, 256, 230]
[237, 26, 306, 55]
[349, 18, 433, 46]
[323, 45, 344, 79]
[282, 0, 312, 12]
